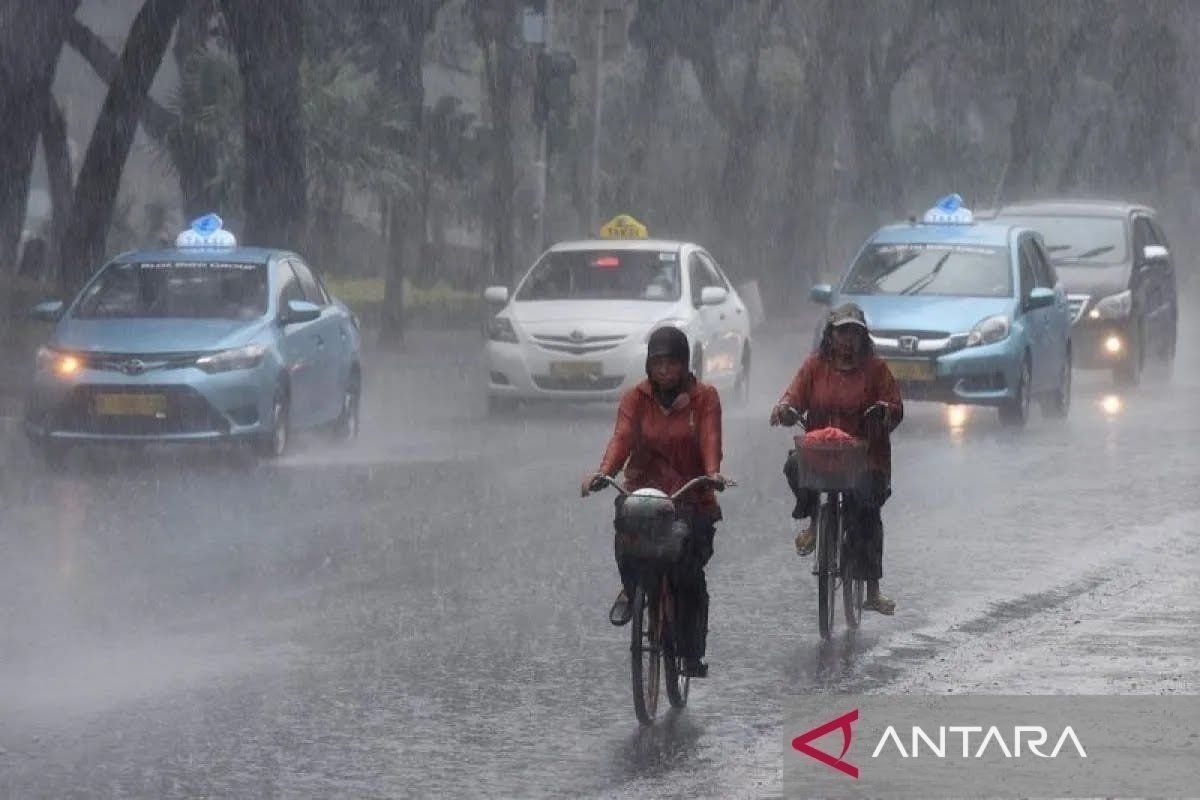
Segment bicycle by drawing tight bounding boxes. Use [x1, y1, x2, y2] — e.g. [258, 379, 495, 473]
[591, 474, 729, 726]
[782, 405, 884, 639]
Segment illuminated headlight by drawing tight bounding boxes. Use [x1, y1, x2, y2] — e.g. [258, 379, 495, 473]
[36, 346, 82, 377]
[645, 319, 689, 342]
[195, 344, 266, 373]
[486, 316, 518, 343]
[1104, 336, 1123, 354]
[966, 315, 1010, 347]
[1091, 290, 1132, 320]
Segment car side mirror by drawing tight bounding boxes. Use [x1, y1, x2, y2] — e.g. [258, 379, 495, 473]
[31, 300, 65, 322]
[484, 283, 508, 304]
[809, 284, 834, 305]
[1026, 287, 1056, 311]
[700, 286, 728, 306]
[281, 299, 321, 325]
[1142, 244, 1169, 264]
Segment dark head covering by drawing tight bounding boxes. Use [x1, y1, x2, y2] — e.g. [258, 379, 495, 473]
[645, 325, 692, 407]
[819, 302, 874, 361]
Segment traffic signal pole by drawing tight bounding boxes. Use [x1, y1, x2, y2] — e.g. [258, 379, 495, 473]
[533, 0, 553, 253]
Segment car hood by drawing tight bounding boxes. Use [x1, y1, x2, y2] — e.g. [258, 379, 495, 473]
[52, 318, 270, 354]
[1052, 263, 1131, 299]
[507, 300, 678, 326]
[838, 294, 1017, 334]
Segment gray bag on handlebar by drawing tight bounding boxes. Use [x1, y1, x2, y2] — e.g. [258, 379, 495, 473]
[615, 491, 688, 565]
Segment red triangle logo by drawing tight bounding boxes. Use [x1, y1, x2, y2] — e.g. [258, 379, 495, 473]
[791, 709, 859, 779]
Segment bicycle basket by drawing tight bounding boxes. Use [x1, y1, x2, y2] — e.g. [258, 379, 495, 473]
[615, 489, 687, 565]
[792, 432, 868, 491]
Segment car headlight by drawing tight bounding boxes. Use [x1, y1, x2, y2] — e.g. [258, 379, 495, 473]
[36, 346, 82, 377]
[195, 344, 266, 373]
[486, 316, 518, 343]
[966, 315, 1010, 347]
[1089, 289, 1132, 320]
[645, 318, 690, 342]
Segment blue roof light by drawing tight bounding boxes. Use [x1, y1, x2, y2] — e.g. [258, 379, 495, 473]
[922, 193, 974, 225]
[176, 213, 237, 248]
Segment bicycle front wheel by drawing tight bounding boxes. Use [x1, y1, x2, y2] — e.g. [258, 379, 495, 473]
[817, 500, 838, 640]
[631, 582, 662, 725]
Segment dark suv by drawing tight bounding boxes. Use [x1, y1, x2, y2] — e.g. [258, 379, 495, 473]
[994, 200, 1177, 385]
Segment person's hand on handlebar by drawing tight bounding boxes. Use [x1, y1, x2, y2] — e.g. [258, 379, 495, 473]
[864, 401, 892, 423]
[580, 472, 609, 497]
[769, 403, 799, 427]
[706, 472, 736, 491]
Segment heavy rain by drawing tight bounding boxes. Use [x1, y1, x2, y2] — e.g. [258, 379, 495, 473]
[0, 2, 1197, 798]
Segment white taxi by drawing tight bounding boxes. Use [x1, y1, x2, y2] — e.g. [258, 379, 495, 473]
[483, 217, 752, 412]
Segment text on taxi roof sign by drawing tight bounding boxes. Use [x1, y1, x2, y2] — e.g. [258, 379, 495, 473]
[922, 193, 974, 225]
[599, 214, 648, 239]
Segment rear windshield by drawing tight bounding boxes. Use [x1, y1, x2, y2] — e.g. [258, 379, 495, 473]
[73, 261, 269, 320]
[998, 215, 1128, 265]
[515, 250, 681, 302]
[843, 243, 1013, 298]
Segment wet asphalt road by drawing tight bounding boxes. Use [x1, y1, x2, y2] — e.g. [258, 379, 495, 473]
[1, 312, 1198, 799]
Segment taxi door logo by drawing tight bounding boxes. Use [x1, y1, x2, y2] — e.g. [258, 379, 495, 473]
[792, 709, 859, 779]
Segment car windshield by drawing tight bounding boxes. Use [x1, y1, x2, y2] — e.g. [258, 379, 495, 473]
[1000, 215, 1128, 265]
[843, 243, 1013, 298]
[72, 260, 269, 320]
[515, 250, 681, 302]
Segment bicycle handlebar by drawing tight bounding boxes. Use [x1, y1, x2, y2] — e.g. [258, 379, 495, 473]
[590, 473, 733, 500]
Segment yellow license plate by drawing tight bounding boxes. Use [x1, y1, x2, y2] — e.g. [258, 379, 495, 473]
[549, 361, 602, 380]
[886, 360, 935, 382]
[94, 393, 167, 416]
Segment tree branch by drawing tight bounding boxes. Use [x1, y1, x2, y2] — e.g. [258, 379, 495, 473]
[65, 17, 177, 141]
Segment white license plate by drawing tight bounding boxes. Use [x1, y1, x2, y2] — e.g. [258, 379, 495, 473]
[549, 361, 602, 380]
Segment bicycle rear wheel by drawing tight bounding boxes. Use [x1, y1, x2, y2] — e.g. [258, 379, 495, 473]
[662, 580, 690, 709]
[631, 582, 662, 725]
[817, 499, 838, 640]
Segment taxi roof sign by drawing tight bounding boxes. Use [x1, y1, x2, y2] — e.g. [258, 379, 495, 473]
[922, 193, 974, 225]
[176, 212, 237, 248]
[599, 214, 649, 239]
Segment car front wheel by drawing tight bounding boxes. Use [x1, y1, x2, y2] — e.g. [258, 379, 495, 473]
[255, 391, 289, 459]
[999, 358, 1031, 428]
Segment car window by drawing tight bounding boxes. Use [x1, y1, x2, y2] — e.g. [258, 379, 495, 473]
[1018, 239, 1036, 298]
[289, 259, 329, 305]
[273, 260, 305, 309]
[843, 242, 1013, 298]
[689, 252, 723, 306]
[1032, 239, 1059, 288]
[1000, 215, 1127, 265]
[72, 260, 269, 321]
[515, 249, 681, 302]
[1025, 238, 1054, 289]
[697, 252, 731, 291]
[1149, 218, 1171, 251]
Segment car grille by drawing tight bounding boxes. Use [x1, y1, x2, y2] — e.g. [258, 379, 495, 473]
[532, 374, 625, 391]
[77, 351, 206, 375]
[1066, 294, 1090, 325]
[871, 329, 965, 356]
[531, 333, 627, 355]
[54, 385, 230, 436]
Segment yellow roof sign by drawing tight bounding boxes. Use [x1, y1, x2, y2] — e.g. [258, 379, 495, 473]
[599, 214, 648, 239]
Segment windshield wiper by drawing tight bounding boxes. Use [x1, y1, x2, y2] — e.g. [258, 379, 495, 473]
[898, 251, 952, 295]
[1064, 245, 1115, 261]
[1046, 244, 1071, 252]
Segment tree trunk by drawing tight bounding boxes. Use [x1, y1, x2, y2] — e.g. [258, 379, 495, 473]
[0, 0, 81, 271]
[59, 0, 188, 292]
[172, 0, 221, 217]
[221, 0, 307, 249]
[42, 99, 73, 284]
[475, 1, 519, 287]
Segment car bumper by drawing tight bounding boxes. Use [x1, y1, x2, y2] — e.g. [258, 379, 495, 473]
[485, 338, 648, 401]
[24, 364, 277, 444]
[882, 339, 1023, 407]
[1071, 320, 1135, 369]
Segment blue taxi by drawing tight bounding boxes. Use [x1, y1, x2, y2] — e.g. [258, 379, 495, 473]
[810, 196, 1073, 426]
[24, 215, 363, 462]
